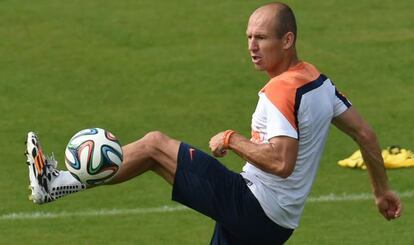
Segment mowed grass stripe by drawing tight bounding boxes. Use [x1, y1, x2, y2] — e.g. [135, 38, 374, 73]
[3, 190, 412, 221]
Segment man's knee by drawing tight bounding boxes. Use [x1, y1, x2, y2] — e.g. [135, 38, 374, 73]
[141, 131, 179, 184]
[141, 131, 172, 153]
[143, 131, 168, 144]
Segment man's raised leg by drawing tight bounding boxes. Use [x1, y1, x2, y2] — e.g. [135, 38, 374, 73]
[26, 131, 181, 204]
[109, 131, 181, 185]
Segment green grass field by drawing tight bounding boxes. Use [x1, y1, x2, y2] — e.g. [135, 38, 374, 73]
[1, 0, 413, 244]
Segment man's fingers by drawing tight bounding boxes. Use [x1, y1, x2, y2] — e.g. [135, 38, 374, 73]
[388, 196, 403, 219]
[381, 200, 402, 220]
[376, 191, 403, 221]
[392, 201, 402, 218]
[213, 149, 227, 158]
[387, 210, 395, 220]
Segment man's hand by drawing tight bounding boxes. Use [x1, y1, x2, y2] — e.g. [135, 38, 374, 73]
[375, 191, 402, 220]
[209, 131, 228, 157]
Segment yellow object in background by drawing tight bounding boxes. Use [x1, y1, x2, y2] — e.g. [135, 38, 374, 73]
[338, 146, 414, 169]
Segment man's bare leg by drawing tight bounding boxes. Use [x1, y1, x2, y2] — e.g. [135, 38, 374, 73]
[108, 131, 181, 185]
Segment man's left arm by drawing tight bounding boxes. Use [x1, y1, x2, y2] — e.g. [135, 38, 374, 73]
[332, 107, 402, 220]
[209, 131, 298, 178]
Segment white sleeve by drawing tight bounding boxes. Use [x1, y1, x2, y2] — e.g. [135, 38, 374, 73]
[333, 89, 352, 117]
[263, 95, 298, 140]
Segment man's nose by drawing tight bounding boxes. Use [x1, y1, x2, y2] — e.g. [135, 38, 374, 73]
[248, 39, 259, 51]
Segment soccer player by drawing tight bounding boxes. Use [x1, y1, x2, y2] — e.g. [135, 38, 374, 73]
[25, 2, 402, 244]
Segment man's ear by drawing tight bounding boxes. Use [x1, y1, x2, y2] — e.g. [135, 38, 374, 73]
[282, 32, 295, 49]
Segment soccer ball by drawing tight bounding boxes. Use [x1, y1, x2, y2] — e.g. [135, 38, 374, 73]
[65, 128, 123, 185]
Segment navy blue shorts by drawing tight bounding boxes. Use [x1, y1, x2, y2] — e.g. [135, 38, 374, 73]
[172, 143, 293, 245]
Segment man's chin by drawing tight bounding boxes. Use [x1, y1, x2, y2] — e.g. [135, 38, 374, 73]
[253, 64, 266, 71]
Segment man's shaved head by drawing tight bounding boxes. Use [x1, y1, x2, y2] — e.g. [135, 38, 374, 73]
[252, 2, 297, 44]
[246, 2, 299, 77]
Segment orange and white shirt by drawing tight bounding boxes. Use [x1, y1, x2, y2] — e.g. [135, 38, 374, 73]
[241, 61, 351, 229]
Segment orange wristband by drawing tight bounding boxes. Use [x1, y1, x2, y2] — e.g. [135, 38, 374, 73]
[223, 130, 236, 149]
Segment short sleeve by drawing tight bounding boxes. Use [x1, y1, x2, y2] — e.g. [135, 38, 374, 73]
[333, 89, 352, 117]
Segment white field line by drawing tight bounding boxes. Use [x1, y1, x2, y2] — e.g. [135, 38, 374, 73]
[0, 205, 189, 221]
[2, 190, 413, 220]
[307, 190, 414, 203]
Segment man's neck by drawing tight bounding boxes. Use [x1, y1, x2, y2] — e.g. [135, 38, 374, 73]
[267, 53, 299, 78]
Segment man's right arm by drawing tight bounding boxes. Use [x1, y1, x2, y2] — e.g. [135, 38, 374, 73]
[332, 107, 402, 220]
